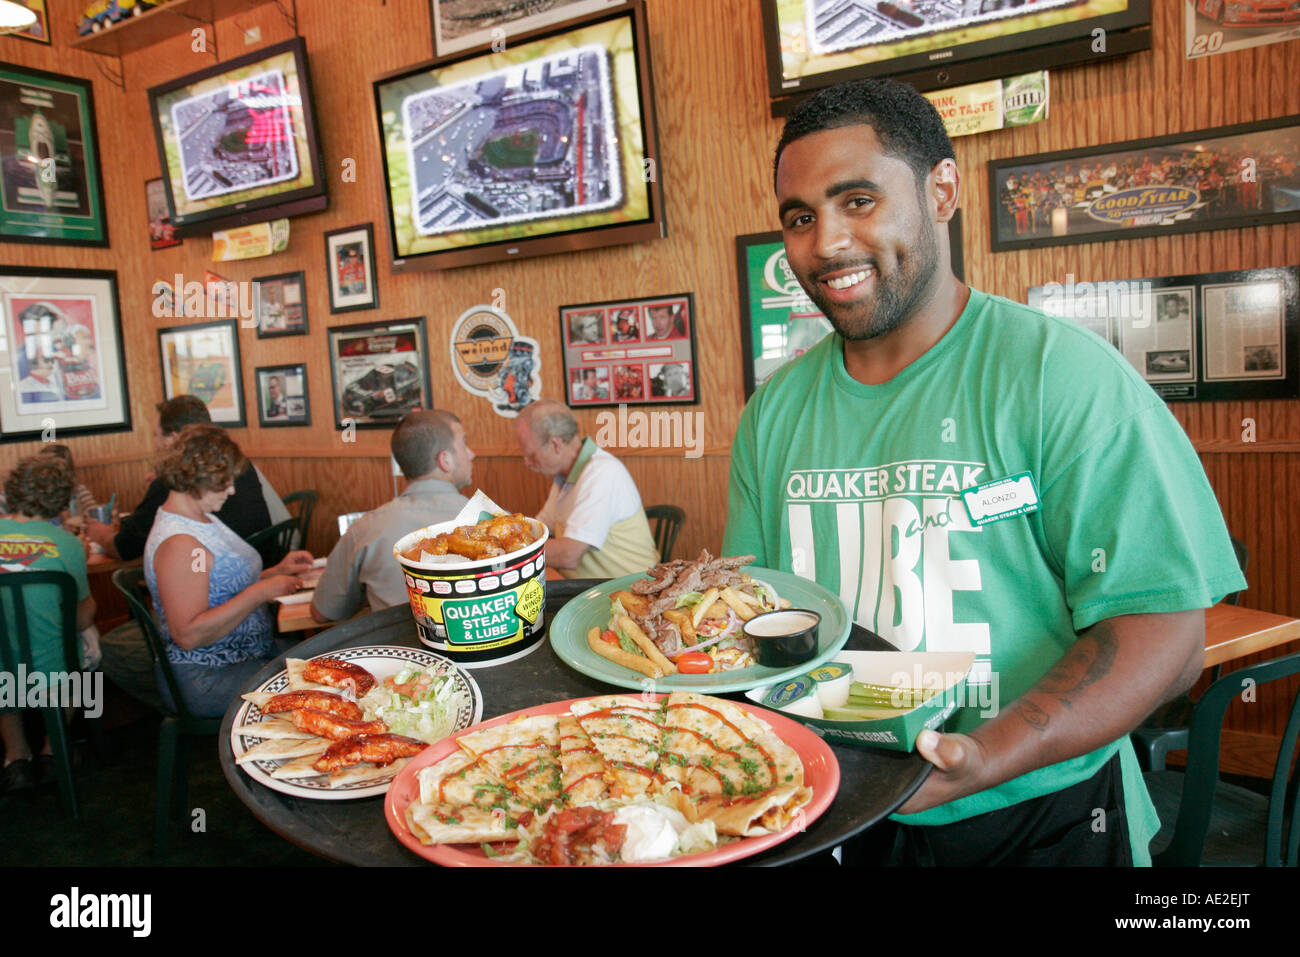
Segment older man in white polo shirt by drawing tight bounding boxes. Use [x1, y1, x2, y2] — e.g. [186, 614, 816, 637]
[515, 399, 658, 579]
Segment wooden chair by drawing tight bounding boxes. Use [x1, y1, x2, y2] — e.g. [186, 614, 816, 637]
[111, 566, 222, 856]
[1146, 648, 1300, 866]
[282, 489, 318, 551]
[644, 505, 685, 562]
[0, 570, 83, 817]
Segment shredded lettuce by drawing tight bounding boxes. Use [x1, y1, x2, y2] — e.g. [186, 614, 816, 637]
[674, 591, 703, 608]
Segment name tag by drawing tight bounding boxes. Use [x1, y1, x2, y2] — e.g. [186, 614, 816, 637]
[960, 472, 1040, 526]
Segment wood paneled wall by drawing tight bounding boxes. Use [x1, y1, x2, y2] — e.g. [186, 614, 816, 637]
[1, 1, 1297, 752]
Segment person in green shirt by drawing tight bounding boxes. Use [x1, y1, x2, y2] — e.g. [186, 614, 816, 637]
[722, 79, 1244, 865]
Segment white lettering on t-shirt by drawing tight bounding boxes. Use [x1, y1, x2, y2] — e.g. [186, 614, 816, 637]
[785, 460, 991, 655]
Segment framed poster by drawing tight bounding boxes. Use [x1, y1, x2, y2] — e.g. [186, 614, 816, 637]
[157, 320, 245, 426]
[0, 62, 108, 245]
[326, 317, 431, 429]
[560, 294, 698, 407]
[1026, 266, 1299, 402]
[989, 115, 1300, 252]
[253, 271, 307, 338]
[255, 363, 310, 427]
[0, 268, 130, 442]
[324, 223, 378, 313]
[9, 1, 50, 44]
[735, 230, 830, 399]
[146, 177, 181, 250]
[430, 0, 628, 56]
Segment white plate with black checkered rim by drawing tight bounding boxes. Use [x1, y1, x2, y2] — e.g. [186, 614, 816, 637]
[231, 646, 484, 800]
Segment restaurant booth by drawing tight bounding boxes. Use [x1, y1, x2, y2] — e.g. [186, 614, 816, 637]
[0, 0, 1297, 882]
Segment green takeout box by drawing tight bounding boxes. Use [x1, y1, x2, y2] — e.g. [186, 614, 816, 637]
[747, 651, 977, 753]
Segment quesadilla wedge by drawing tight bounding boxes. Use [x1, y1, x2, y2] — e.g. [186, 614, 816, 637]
[571, 695, 665, 800]
[456, 714, 562, 808]
[558, 713, 609, 805]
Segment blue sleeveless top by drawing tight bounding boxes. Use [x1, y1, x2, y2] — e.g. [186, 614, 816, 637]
[144, 509, 273, 667]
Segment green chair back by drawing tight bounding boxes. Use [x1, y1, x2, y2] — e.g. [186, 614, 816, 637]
[245, 517, 299, 568]
[282, 489, 318, 551]
[111, 566, 214, 733]
[110, 566, 221, 855]
[1154, 649, 1300, 867]
[645, 504, 685, 562]
[0, 569, 83, 817]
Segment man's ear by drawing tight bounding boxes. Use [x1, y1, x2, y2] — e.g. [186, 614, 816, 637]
[435, 448, 453, 474]
[930, 158, 961, 223]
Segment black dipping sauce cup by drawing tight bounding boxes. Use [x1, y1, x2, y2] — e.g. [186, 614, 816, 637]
[744, 609, 821, 667]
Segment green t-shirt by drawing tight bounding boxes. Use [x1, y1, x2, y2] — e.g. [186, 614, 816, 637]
[722, 289, 1245, 861]
[0, 517, 90, 674]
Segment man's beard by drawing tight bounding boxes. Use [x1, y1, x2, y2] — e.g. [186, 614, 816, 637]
[802, 220, 941, 343]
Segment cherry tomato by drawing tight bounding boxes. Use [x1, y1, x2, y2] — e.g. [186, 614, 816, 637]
[676, 651, 713, 674]
[601, 630, 619, 646]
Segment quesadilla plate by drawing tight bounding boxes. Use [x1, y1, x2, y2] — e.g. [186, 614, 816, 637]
[231, 646, 482, 801]
[384, 694, 839, 865]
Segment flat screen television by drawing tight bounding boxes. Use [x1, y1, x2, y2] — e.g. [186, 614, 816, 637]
[762, 0, 1152, 115]
[373, 0, 664, 272]
[147, 37, 328, 237]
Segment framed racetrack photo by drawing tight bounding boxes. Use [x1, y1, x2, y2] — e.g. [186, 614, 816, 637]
[254, 270, 308, 338]
[0, 62, 108, 245]
[559, 293, 698, 408]
[324, 223, 379, 313]
[988, 114, 1300, 252]
[326, 317, 431, 429]
[157, 319, 245, 427]
[0, 267, 131, 442]
[146, 177, 181, 250]
[255, 363, 310, 427]
[430, 0, 629, 57]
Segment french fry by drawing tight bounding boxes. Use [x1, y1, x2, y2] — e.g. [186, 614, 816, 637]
[617, 615, 678, 675]
[703, 600, 729, 620]
[663, 608, 696, 645]
[691, 587, 720, 628]
[587, 626, 662, 679]
[721, 587, 758, 621]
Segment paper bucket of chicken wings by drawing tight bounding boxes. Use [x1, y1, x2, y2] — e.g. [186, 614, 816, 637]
[393, 491, 548, 668]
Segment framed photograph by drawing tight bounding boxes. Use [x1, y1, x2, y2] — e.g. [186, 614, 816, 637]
[146, 177, 181, 250]
[325, 223, 379, 313]
[988, 114, 1300, 253]
[0, 62, 108, 245]
[430, 0, 628, 57]
[559, 294, 698, 407]
[1026, 266, 1298, 402]
[0, 268, 131, 442]
[1185, 0, 1300, 60]
[157, 319, 245, 427]
[10, 1, 50, 44]
[253, 270, 308, 338]
[735, 230, 831, 399]
[326, 317, 431, 429]
[255, 363, 310, 427]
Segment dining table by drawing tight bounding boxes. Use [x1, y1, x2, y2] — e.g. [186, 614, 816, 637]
[220, 578, 932, 867]
[1202, 602, 1300, 669]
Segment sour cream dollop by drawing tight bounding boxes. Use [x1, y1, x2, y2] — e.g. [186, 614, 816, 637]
[612, 804, 680, 863]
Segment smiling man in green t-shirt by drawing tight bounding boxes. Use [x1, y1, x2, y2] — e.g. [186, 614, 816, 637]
[722, 79, 1245, 865]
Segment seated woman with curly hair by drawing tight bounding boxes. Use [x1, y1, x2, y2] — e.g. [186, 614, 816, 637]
[1, 454, 96, 792]
[145, 424, 312, 717]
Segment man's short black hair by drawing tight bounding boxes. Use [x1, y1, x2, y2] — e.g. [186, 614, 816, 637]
[774, 79, 955, 192]
[156, 394, 212, 436]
